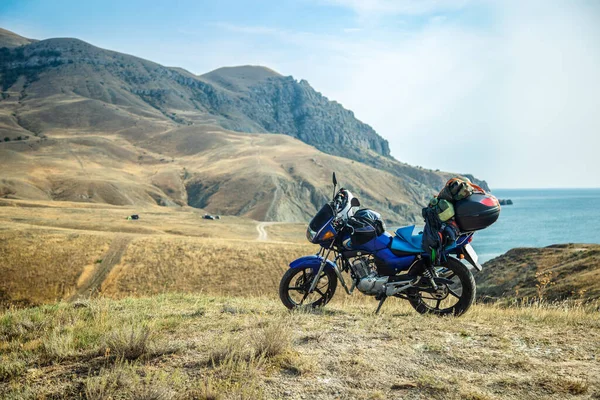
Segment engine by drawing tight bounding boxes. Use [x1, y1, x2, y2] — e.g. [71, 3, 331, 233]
[351, 257, 389, 296]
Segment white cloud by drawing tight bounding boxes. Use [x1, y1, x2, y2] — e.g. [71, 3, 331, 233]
[207, 22, 280, 36]
[322, 0, 470, 16]
[270, 0, 600, 188]
[160, 1, 600, 188]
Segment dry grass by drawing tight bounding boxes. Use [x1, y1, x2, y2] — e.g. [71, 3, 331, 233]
[101, 235, 314, 298]
[262, 222, 307, 243]
[478, 244, 600, 302]
[0, 200, 308, 305]
[0, 294, 598, 399]
[0, 198, 259, 239]
[102, 324, 153, 360]
[1, 198, 599, 399]
[0, 228, 111, 305]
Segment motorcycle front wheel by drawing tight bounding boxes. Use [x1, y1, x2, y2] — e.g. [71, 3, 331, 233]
[408, 257, 476, 317]
[279, 267, 337, 309]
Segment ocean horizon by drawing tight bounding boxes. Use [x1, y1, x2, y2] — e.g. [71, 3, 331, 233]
[393, 188, 600, 263]
[473, 188, 600, 262]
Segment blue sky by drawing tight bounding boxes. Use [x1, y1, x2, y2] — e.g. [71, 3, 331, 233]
[1, 0, 599, 188]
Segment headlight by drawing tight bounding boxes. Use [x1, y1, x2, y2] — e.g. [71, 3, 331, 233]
[306, 226, 317, 242]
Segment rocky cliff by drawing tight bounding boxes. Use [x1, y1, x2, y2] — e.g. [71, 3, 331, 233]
[201, 69, 391, 159]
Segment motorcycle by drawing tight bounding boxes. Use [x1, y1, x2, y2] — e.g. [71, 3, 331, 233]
[279, 173, 484, 316]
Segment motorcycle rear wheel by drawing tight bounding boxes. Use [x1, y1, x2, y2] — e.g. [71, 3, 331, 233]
[408, 257, 475, 317]
[279, 267, 337, 309]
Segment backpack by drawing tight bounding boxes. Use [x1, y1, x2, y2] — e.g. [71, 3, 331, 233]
[421, 206, 444, 265]
[438, 178, 485, 202]
[429, 197, 455, 222]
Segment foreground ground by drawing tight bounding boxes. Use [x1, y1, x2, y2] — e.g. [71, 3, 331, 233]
[1, 200, 600, 399]
[1, 294, 599, 399]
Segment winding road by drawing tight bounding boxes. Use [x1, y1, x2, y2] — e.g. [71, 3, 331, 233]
[256, 222, 278, 241]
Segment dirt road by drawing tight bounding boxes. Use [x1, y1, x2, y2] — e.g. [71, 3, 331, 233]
[70, 234, 132, 300]
[256, 222, 278, 241]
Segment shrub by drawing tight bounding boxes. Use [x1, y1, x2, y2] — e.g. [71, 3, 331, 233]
[43, 329, 76, 361]
[102, 325, 152, 360]
[0, 355, 26, 382]
[252, 322, 292, 359]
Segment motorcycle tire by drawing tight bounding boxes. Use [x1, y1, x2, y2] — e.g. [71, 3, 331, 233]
[279, 266, 337, 310]
[408, 257, 475, 317]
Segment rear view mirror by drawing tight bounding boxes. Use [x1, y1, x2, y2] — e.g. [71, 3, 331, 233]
[332, 172, 337, 186]
[351, 198, 360, 207]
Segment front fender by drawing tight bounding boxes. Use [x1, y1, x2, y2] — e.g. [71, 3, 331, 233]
[289, 255, 336, 270]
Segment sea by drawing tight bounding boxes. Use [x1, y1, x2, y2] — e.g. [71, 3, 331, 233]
[396, 188, 600, 263]
[471, 188, 600, 263]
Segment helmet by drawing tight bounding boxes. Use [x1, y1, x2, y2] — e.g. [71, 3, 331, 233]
[335, 189, 358, 220]
[347, 209, 386, 245]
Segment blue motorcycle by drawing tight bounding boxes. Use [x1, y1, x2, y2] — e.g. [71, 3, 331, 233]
[279, 173, 488, 316]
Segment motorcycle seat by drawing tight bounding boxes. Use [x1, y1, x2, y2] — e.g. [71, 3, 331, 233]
[389, 225, 423, 254]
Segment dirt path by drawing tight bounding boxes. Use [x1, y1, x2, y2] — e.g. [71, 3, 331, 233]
[256, 222, 278, 241]
[70, 235, 132, 300]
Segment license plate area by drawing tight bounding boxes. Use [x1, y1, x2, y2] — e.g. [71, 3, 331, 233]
[463, 243, 482, 271]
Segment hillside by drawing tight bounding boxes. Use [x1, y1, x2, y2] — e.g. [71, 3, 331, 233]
[0, 198, 310, 306]
[0, 28, 35, 48]
[0, 32, 391, 159]
[0, 124, 438, 223]
[478, 244, 600, 302]
[0, 27, 489, 222]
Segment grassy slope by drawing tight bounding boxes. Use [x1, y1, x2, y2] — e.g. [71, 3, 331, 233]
[3, 199, 600, 306]
[0, 28, 34, 48]
[0, 199, 310, 305]
[0, 123, 434, 223]
[1, 294, 598, 399]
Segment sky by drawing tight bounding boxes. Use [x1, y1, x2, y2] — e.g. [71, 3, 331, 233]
[1, 0, 599, 188]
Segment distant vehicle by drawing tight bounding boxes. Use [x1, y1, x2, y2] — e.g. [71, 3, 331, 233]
[203, 214, 215, 220]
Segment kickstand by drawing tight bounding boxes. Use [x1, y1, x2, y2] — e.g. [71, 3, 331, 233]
[375, 296, 387, 314]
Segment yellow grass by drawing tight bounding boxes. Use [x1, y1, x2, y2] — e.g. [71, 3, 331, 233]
[0, 229, 110, 305]
[0, 198, 259, 239]
[0, 199, 310, 305]
[101, 236, 314, 298]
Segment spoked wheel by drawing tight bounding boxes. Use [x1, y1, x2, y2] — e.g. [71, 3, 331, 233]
[279, 267, 337, 309]
[408, 257, 475, 316]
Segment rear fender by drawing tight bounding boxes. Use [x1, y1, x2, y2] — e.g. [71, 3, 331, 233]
[289, 255, 336, 270]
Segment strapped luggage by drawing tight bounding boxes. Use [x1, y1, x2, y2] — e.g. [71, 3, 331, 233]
[422, 177, 501, 263]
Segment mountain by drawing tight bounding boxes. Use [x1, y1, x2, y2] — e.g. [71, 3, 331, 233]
[0, 28, 488, 222]
[0, 28, 35, 48]
[478, 244, 600, 302]
[199, 66, 391, 161]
